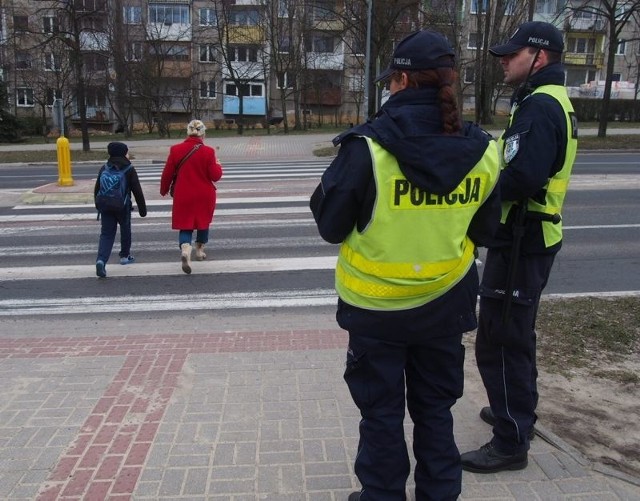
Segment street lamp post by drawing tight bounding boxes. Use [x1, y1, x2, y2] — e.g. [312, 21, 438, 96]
[362, 0, 373, 123]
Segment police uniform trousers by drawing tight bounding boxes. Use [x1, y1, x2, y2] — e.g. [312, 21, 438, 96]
[476, 247, 556, 455]
[337, 269, 479, 501]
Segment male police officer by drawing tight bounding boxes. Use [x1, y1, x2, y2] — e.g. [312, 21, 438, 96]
[310, 30, 501, 500]
[461, 21, 577, 473]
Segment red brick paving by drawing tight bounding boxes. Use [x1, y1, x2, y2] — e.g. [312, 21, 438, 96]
[0, 330, 345, 500]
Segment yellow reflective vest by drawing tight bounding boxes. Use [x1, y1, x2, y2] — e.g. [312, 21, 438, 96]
[336, 136, 500, 311]
[498, 84, 578, 248]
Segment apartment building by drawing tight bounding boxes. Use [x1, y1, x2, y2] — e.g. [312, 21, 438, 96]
[0, 0, 638, 132]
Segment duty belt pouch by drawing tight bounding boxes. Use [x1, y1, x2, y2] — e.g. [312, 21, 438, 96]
[479, 249, 536, 306]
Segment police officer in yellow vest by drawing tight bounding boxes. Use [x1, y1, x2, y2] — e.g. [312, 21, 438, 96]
[461, 22, 578, 474]
[310, 30, 501, 501]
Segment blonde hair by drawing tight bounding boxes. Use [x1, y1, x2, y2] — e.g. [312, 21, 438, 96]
[187, 119, 206, 137]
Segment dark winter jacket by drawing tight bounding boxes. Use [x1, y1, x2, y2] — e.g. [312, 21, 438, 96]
[493, 62, 571, 254]
[94, 156, 147, 217]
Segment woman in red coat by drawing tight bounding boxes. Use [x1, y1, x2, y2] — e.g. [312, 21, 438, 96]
[160, 120, 223, 274]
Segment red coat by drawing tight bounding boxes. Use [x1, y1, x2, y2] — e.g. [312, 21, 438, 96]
[160, 136, 223, 230]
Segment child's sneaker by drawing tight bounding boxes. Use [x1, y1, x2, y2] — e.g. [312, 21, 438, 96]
[96, 260, 106, 278]
[120, 255, 135, 265]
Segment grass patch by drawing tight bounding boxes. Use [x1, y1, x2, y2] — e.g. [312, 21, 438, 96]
[1, 150, 109, 164]
[537, 296, 640, 377]
[575, 134, 640, 150]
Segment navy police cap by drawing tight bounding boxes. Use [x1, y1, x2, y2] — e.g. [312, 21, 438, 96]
[375, 29, 455, 83]
[489, 21, 564, 56]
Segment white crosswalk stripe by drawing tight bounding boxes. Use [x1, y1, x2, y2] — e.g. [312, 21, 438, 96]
[0, 161, 338, 317]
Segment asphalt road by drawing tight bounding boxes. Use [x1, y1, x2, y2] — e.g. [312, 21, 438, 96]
[0, 155, 638, 330]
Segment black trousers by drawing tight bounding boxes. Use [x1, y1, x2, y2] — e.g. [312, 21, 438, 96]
[476, 247, 556, 455]
[337, 270, 478, 501]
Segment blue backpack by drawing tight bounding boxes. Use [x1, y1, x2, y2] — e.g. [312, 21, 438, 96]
[96, 163, 132, 212]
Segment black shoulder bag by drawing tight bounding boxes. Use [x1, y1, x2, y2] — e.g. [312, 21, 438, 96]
[169, 144, 202, 197]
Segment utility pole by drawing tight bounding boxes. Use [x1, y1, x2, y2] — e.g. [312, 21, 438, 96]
[528, 0, 535, 21]
[362, 0, 373, 122]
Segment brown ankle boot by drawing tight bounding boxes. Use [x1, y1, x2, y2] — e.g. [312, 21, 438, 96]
[195, 242, 207, 261]
[180, 243, 192, 274]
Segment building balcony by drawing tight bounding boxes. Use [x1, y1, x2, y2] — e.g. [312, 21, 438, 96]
[221, 61, 265, 80]
[308, 19, 343, 32]
[147, 23, 192, 42]
[80, 31, 109, 51]
[151, 60, 192, 78]
[223, 95, 266, 116]
[225, 25, 265, 44]
[303, 86, 342, 106]
[565, 17, 606, 33]
[305, 50, 344, 70]
[564, 52, 604, 68]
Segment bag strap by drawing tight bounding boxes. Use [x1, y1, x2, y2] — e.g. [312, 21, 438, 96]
[174, 144, 202, 177]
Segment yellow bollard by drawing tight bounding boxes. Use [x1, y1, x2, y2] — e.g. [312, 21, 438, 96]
[56, 136, 74, 186]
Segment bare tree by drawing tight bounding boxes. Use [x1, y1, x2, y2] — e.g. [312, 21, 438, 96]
[127, 7, 194, 137]
[265, 0, 305, 132]
[564, 0, 640, 136]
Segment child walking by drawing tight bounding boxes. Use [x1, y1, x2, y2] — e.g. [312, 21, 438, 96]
[94, 142, 147, 278]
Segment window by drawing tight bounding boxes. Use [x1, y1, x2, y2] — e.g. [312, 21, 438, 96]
[464, 66, 475, 84]
[352, 35, 365, 56]
[309, 0, 337, 21]
[535, 0, 562, 15]
[123, 6, 141, 24]
[470, 0, 487, 14]
[568, 37, 596, 54]
[17, 88, 34, 107]
[611, 73, 621, 81]
[228, 46, 258, 62]
[83, 53, 108, 71]
[74, 0, 106, 12]
[43, 15, 59, 34]
[347, 74, 363, 92]
[305, 34, 334, 53]
[468, 32, 482, 50]
[278, 34, 291, 53]
[199, 8, 217, 26]
[616, 40, 626, 56]
[13, 16, 29, 32]
[44, 53, 63, 71]
[230, 9, 259, 26]
[277, 0, 289, 17]
[15, 51, 32, 70]
[277, 72, 295, 89]
[46, 88, 63, 106]
[199, 44, 216, 63]
[148, 4, 189, 25]
[200, 80, 216, 98]
[85, 87, 107, 107]
[126, 42, 143, 61]
[152, 44, 190, 61]
[225, 82, 263, 96]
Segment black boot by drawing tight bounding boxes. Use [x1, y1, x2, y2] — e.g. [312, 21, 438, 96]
[461, 442, 528, 473]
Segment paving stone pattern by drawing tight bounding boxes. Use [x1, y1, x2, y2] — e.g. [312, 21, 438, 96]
[0, 331, 638, 500]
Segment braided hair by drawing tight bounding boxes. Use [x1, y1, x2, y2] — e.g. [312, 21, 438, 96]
[390, 65, 462, 135]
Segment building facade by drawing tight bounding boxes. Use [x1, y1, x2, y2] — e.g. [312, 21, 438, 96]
[0, 0, 638, 133]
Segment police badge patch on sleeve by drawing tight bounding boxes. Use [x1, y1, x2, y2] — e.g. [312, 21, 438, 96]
[504, 133, 520, 164]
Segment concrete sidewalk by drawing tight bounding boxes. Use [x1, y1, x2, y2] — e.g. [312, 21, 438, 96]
[0, 327, 638, 500]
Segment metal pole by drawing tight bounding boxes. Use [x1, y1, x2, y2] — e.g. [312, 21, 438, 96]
[362, 0, 373, 123]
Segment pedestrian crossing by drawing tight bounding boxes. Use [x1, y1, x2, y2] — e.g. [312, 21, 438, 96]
[136, 159, 330, 182]
[0, 161, 339, 317]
